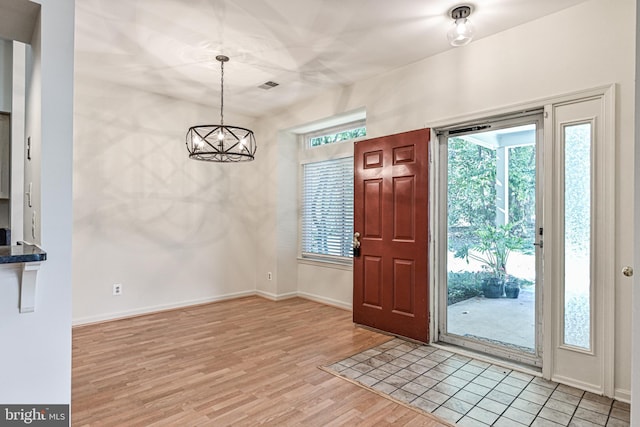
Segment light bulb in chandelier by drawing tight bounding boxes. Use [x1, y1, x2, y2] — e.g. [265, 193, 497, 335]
[447, 5, 475, 47]
[217, 130, 225, 141]
[192, 133, 204, 150]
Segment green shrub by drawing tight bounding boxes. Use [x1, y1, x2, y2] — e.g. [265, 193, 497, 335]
[447, 271, 487, 305]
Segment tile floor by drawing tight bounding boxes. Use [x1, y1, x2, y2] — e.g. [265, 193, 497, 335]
[327, 338, 630, 427]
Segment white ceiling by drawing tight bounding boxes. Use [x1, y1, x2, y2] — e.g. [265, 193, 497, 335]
[75, 0, 589, 119]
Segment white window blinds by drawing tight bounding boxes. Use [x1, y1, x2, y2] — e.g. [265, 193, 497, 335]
[301, 157, 354, 260]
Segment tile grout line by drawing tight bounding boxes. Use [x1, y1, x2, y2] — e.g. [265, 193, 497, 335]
[378, 343, 526, 424]
[464, 359, 539, 426]
[333, 340, 626, 427]
[445, 355, 520, 424]
[358, 342, 536, 425]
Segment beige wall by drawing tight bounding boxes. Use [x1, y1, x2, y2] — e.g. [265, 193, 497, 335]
[253, 0, 635, 399]
[72, 76, 259, 323]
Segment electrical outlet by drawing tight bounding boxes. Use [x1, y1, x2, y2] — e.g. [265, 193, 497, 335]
[113, 283, 122, 296]
[267, 272, 272, 281]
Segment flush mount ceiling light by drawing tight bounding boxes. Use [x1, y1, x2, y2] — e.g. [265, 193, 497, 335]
[186, 55, 257, 162]
[447, 5, 475, 47]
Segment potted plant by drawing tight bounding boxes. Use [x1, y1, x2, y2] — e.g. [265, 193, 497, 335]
[454, 223, 524, 298]
[504, 276, 520, 299]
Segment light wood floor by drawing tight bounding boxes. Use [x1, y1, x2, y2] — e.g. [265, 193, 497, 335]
[72, 296, 448, 426]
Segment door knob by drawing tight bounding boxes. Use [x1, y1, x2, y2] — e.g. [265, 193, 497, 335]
[623, 266, 634, 277]
[353, 232, 361, 257]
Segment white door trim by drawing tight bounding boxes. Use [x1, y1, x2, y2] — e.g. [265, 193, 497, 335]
[430, 84, 616, 397]
[543, 87, 615, 396]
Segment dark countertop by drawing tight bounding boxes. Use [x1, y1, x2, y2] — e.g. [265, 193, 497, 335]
[0, 244, 47, 264]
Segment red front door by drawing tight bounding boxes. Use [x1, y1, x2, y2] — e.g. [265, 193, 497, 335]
[353, 128, 430, 342]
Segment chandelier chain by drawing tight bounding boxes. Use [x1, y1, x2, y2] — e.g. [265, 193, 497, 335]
[220, 60, 224, 126]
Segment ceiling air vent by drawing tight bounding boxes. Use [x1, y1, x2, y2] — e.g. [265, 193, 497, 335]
[258, 81, 279, 90]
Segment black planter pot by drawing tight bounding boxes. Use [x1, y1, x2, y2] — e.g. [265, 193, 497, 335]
[505, 282, 520, 299]
[482, 278, 504, 298]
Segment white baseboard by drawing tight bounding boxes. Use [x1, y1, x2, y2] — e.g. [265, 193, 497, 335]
[72, 290, 256, 326]
[72, 290, 353, 326]
[255, 290, 298, 301]
[256, 290, 352, 311]
[297, 291, 352, 311]
[614, 388, 631, 403]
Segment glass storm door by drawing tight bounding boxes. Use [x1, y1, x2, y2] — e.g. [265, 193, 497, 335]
[438, 114, 543, 367]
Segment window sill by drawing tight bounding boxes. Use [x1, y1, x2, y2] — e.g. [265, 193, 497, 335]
[297, 257, 353, 271]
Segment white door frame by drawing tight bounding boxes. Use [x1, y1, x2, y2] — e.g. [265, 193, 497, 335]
[430, 85, 616, 396]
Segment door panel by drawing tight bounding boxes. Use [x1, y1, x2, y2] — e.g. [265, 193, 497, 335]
[363, 256, 383, 308]
[392, 259, 415, 314]
[393, 176, 415, 240]
[364, 150, 383, 168]
[548, 95, 613, 395]
[353, 128, 430, 342]
[364, 179, 383, 238]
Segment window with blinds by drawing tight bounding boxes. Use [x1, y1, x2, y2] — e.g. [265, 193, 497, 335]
[301, 157, 354, 260]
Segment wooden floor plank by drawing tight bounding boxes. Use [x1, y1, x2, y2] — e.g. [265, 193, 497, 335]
[72, 296, 447, 426]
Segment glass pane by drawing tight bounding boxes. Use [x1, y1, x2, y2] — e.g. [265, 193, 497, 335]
[563, 123, 592, 349]
[446, 124, 536, 353]
[308, 126, 366, 147]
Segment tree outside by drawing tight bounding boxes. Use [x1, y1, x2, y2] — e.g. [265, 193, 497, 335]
[447, 136, 536, 305]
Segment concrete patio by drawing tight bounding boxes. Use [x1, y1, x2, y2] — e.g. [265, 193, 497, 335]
[447, 288, 535, 351]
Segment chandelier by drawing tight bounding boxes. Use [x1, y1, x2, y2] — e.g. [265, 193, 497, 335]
[185, 55, 257, 162]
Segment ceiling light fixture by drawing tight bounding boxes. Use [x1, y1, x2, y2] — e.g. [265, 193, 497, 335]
[447, 5, 475, 47]
[185, 55, 257, 162]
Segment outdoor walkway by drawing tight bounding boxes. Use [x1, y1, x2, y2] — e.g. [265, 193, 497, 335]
[448, 289, 535, 350]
